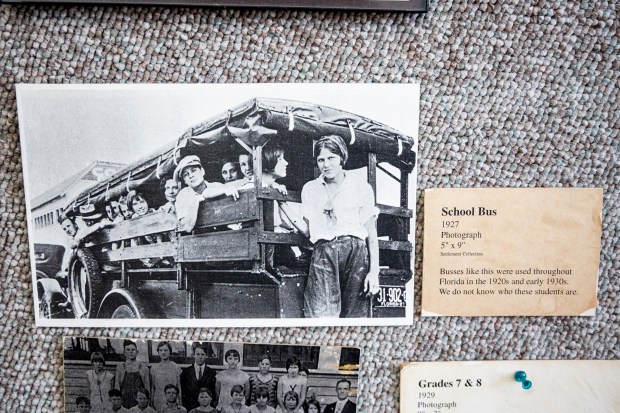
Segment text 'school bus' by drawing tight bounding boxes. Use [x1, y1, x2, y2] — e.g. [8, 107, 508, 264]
[38, 98, 416, 320]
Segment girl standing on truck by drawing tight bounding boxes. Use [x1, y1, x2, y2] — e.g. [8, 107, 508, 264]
[279, 135, 380, 318]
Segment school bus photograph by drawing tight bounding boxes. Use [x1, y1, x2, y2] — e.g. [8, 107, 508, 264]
[17, 84, 419, 327]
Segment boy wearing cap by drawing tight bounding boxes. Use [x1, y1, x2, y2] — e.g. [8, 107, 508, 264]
[174, 155, 240, 233]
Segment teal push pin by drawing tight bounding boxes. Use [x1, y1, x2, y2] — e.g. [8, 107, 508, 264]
[514, 371, 532, 389]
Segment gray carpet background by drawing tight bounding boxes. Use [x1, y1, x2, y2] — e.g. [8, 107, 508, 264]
[0, 1, 618, 412]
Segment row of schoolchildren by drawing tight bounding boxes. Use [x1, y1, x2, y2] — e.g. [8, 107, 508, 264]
[57, 152, 256, 270]
[59, 150, 270, 242]
[75, 386, 322, 413]
[74, 340, 347, 413]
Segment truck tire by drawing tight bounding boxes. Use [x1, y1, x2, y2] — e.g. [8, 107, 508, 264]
[68, 248, 105, 318]
[111, 303, 139, 319]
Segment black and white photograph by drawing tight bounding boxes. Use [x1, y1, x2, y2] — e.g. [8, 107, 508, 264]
[63, 336, 360, 413]
[17, 83, 419, 327]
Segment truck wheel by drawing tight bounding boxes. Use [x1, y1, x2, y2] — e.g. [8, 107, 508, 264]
[68, 248, 105, 318]
[111, 303, 139, 319]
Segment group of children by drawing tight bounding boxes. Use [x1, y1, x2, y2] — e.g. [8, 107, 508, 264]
[75, 340, 328, 413]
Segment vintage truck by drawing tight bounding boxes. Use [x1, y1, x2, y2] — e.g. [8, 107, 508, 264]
[38, 98, 416, 320]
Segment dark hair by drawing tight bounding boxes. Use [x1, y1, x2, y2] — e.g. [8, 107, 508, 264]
[258, 354, 272, 364]
[222, 158, 240, 169]
[76, 396, 91, 406]
[225, 349, 240, 362]
[123, 339, 137, 349]
[108, 389, 122, 398]
[127, 190, 148, 213]
[135, 388, 150, 399]
[193, 344, 207, 355]
[305, 400, 322, 412]
[299, 367, 310, 376]
[57, 214, 75, 225]
[285, 356, 302, 371]
[164, 384, 179, 394]
[283, 390, 299, 404]
[230, 384, 244, 396]
[104, 201, 118, 219]
[198, 387, 213, 399]
[314, 135, 348, 165]
[336, 379, 352, 388]
[239, 152, 253, 166]
[159, 174, 177, 194]
[157, 341, 173, 354]
[256, 387, 270, 399]
[262, 145, 285, 172]
[90, 352, 105, 366]
[117, 195, 131, 217]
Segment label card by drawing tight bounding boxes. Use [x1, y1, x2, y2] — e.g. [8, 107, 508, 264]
[422, 188, 603, 316]
[400, 360, 620, 413]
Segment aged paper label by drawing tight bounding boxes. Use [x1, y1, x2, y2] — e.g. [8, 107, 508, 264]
[400, 360, 620, 413]
[422, 188, 603, 316]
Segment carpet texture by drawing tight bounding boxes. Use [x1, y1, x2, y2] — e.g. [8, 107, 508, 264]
[0, 1, 618, 412]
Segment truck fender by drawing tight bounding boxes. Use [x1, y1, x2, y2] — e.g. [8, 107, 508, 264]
[97, 289, 165, 319]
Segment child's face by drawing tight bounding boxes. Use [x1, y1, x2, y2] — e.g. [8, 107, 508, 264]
[165, 388, 178, 403]
[194, 348, 207, 366]
[307, 405, 319, 413]
[284, 396, 297, 410]
[61, 219, 78, 237]
[132, 197, 149, 216]
[256, 395, 268, 407]
[105, 204, 116, 220]
[299, 371, 307, 379]
[158, 345, 171, 360]
[92, 360, 104, 372]
[112, 201, 121, 216]
[77, 403, 91, 413]
[136, 392, 149, 408]
[182, 166, 206, 189]
[197, 392, 212, 407]
[232, 391, 244, 405]
[120, 203, 132, 219]
[164, 179, 180, 202]
[227, 354, 239, 368]
[287, 364, 299, 377]
[124, 345, 138, 360]
[239, 154, 253, 178]
[258, 358, 271, 375]
[110, 395, 122, 409]
[221, 162, 240, 182]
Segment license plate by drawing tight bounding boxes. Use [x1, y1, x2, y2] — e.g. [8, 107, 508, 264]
[374, 285, 406, 308]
